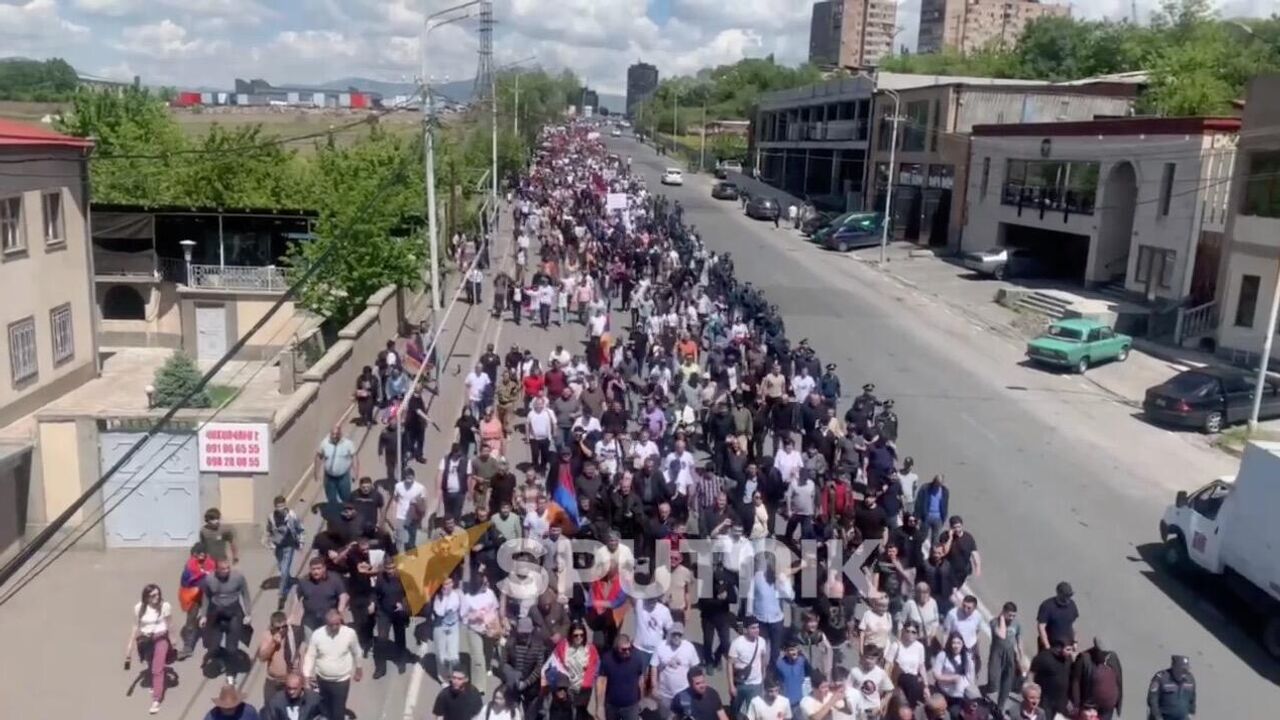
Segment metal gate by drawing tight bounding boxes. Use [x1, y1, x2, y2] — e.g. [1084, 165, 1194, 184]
[99, 432, 200, 548]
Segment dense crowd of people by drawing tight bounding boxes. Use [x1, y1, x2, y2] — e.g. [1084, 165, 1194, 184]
[126, 125, 1197, 720]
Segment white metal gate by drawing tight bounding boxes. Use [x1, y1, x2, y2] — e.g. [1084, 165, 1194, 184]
[195, 304, 228, 362]
[99, 432, 200, 548]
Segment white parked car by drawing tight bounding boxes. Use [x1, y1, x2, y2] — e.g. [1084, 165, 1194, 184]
[719, 160, 743, 173]
[610, 128, 621, 137]
[661, 168, 684, 186]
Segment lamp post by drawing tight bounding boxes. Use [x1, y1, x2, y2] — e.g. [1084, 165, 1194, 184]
[179, 239, 196, 287]
[879, 88, 902, 265]
[422, 1, 481, 312]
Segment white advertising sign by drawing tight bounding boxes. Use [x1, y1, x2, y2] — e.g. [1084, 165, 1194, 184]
[606, 193, 628, 210]
[198, 422, 270, 473]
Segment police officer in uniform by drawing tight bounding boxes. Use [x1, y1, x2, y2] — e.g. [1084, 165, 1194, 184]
[819, 363, 842, 407]
[845, 383, 878, 432]
[1147, 655, 1196, 720]
[878, 399, 899, 443]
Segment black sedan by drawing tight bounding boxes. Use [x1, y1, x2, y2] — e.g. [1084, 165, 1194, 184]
[745, 196, 781, 221]
[711, 182, 739, 200]
[1142, 367, 1280, 433]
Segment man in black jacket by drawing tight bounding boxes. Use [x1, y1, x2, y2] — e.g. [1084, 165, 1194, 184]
[1070, 638, 1123, 720]
[264, 673, 323, 720]
[372, 564, 410, 678]
[501, 618, 548, 717]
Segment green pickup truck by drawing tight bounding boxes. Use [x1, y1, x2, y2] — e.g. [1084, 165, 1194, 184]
[1025, 318, 1132, 374]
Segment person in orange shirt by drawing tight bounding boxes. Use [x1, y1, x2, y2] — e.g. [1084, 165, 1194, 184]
[676, 333, 699, 364]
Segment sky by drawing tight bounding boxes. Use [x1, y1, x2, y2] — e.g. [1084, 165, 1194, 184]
[0, 0, 1274, 97]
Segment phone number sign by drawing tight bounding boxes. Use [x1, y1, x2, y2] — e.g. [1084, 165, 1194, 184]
[198, 422, 270, 473]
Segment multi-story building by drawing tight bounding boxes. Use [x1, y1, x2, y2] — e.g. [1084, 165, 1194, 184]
[963, 117, 1238, 299]
[866, 72, 1138, 248]
[917, 0, 1068, 55]
[807, 0, 899, 70]
[1213, 75, 1280, 366]
[625, 62, 659, 118]
[752, 75, 876, 205]
[0, 121, 98, 429]
[0, 120, 97, 555]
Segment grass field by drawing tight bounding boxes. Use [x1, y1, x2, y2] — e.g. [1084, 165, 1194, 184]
[0, 100, 420, 150]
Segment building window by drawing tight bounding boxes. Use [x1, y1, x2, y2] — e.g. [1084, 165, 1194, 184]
[50, 303, 74, 365]
[1235, 274, 1261, 328]
[980, 157, 991, 200]
[902, 101, 930, 152]
[1242, 150, 1280, 218]
[1135, 246, 1175, 289]
[1159, 163, 1176, 217]
[1002, 159, 1100, 215]
[930, 99, 941, 151]
[8, 316, 37, 385]
[42, 191, 64, 245]
[1, 196, 22, 254]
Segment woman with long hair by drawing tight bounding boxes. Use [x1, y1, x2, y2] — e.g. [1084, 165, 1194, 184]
[126, 583, 172, 714]
[544, 620, 599, 715]
[456, 407, 479, 459]
[432, 576, 462, 680]
[354, 365, 379, 426]
[931, 631, 977, 711]
[474, 685, 522, 720]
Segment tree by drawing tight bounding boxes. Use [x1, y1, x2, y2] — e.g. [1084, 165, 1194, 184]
[152, 353, 211, 409]
[0, 58, 79, 101]
[285, 130, 425, 324]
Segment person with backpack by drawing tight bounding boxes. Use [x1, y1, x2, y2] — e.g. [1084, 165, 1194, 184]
[1069, 638, 1123, 720]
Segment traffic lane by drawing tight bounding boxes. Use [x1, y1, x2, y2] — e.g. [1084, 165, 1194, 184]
[613, 136, 1277, 710]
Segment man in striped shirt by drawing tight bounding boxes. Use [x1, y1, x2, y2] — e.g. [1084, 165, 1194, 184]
[692, 469, 726, 537]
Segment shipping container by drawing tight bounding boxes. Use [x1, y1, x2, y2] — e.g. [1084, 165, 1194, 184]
[200, 93, 214, 105]
[350, 93, 369, 109]
[236, 93, 250, 105]
[287, 92, 300, 105]
[216, 93, 228, 105]
[338, 93, 352, 108]
[175, 91, 203, 107]
[311, 92, 325, 108]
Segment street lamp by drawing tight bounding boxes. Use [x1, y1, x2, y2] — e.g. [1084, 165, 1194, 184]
[498, 55, 536, 137]
[180, 239, 196, 286]
[422, 1, 481, 313]
[878, 88, 903, 265]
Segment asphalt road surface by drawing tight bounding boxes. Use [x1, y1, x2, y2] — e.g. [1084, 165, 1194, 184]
[609, 134, 1275, 717]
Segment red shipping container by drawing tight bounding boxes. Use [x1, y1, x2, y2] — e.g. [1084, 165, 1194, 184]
[175, 91, 203, 107]
[350, 93, 369, 109]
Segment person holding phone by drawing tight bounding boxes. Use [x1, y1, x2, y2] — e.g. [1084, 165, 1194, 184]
[126, 583, 172, 715]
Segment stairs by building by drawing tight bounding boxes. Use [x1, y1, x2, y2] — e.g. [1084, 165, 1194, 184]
[1015, 290, 1073, 320]
[1095, 280, 1131, 304]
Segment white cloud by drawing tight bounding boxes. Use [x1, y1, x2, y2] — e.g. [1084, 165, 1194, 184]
[114, 20, 227, 60]
[1, 0, 90, 41]
[76, 0, 273, 25]
[72, 0, 144, 17]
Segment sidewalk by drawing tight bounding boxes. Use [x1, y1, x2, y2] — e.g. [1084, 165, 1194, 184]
[0, 229, 495, 720]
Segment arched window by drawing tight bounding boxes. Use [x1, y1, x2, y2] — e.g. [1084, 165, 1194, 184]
[102, 285, 146, 320]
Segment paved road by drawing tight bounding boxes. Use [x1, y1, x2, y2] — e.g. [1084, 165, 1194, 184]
[610, 135, 1277, 716]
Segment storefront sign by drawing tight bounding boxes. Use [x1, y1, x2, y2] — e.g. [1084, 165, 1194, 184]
[198, 422, 270, 473]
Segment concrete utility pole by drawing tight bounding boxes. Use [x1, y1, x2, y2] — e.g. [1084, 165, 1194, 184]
[1249, 269, 1280, 432]
[513, 72, 519, 136]
[422, 1, 481, 312]
[699, 99, 707, 172]
[879, 88, 903, 265]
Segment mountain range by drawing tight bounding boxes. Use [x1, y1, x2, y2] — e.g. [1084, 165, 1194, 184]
[317, 76, 625, 111]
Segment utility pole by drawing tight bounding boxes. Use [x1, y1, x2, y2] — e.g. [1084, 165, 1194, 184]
[423, 80, 441, 312]
[879, 88, 902, 265]
[513, 72, 520, 136]
[672, 89, 678, 156]
[699, 99, 707, 172]
[1250, 268, 1280, 432]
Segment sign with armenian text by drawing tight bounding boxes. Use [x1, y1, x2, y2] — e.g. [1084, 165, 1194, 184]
[198, 422, 270, 473]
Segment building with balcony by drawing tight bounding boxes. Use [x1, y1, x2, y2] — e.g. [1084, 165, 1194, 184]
[91, 205, 317, 363]
[808, 0, 899, 69]
[626, 62, 659, 118]
[1214, 76, 1280, 366]
[963, 117, 1239, 299]
[866, 74, 1137, 248]
[917, 0, 1068, 55]
[751, 75, 875, 207]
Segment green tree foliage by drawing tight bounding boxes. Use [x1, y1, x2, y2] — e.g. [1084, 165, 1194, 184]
[878, 2, 1280, 115]
[152, 352, 211, 409]
[0, 58, 79, 101]
[634, 57, 825, 135]
[54, 83, 567, 325]
[284, 130, 425, 324]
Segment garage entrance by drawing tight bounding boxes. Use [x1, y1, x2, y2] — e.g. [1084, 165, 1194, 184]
[99, 432, 200, 548]
[1000, 223, 1091, 282]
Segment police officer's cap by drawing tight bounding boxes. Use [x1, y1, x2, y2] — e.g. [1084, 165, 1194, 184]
[862, 383, 875, 392]
[826, 363, 837, 371]
[883, 399, 894, 409]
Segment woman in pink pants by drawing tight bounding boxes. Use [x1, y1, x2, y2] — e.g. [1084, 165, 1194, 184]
[126, 583, 172, 715]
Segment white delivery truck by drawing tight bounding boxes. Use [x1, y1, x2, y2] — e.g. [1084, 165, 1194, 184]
[1159, 440, 1280, 657]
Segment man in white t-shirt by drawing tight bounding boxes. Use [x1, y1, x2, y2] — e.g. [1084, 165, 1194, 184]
[631, 596, 673, 668]
[746, 678, 791, 720]
[465, 364, 491, 418]
[525, 398, 556, 473]
[773, 439, 803, 484]
[650, 623, 701, 711]
[661, 439, 696, 500]
[728, 618, 768, 717]
[389, 472, 426, 551]
[858, 595, 894, 654]
[942, 594, 984, 663]
[847, 650, 894, 714]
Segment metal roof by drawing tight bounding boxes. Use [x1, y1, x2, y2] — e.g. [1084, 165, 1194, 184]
[0, 119, 93, 149]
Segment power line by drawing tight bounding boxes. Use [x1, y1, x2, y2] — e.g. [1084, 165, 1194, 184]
[0, 151, 417, 598]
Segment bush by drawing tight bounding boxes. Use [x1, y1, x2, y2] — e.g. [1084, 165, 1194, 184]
[152, 352, 211, 408]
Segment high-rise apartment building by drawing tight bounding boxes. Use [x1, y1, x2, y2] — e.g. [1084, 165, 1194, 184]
[917, 0, 1068, 55]
[808, 0, 899, 69]
[625, 61, 659, 118]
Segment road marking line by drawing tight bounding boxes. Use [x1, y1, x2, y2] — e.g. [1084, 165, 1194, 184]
[960, 411, 999, 443]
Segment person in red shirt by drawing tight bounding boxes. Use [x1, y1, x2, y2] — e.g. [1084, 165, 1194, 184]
[176, 543, 216, 659]
[522, 364, 545, 408]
